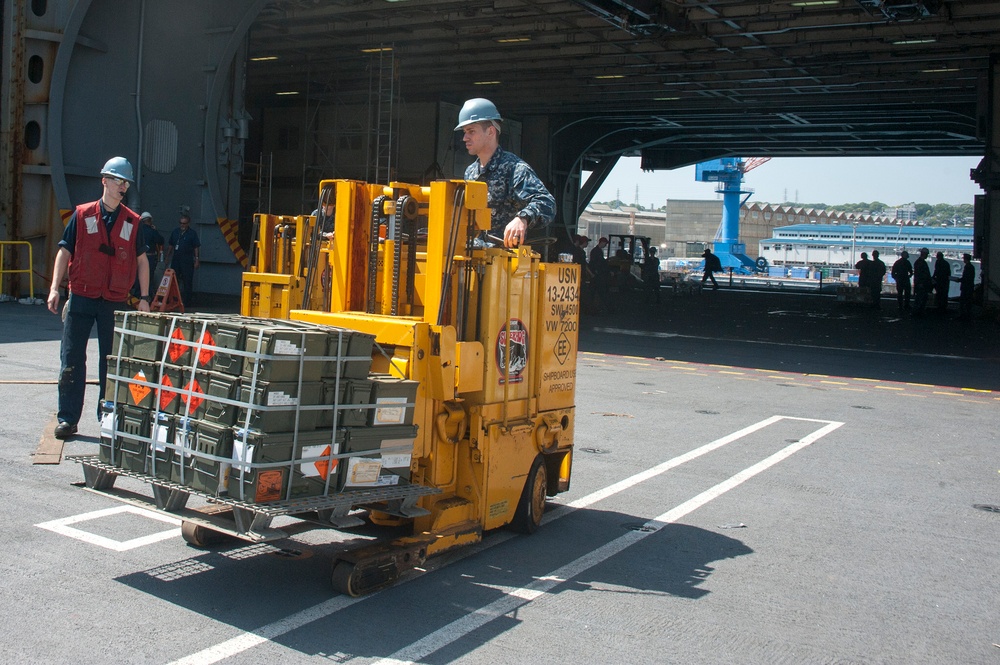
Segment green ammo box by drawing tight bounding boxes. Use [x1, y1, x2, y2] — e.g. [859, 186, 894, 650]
[236, 380, 325, 432]
[204, 320, 246, 375]
[161, 315, 198, 367]
[146, 413, 192, 482]
[367, 375, 419, 427]
[112, 311, 168, 361]
[104, 357, 160, 410]
[318, 378, 373, 429]
[227, 428, 345, 503]
[147, 412, 178, 481]
[115, 405, 151, 474]
[320, 328, 376, 380]
[340, 424, 417, 490]
[154, 363, 185, 415]
[241, 324, 327, 383]
[180, 421, 234, 495]
[176, 368, 241, 423]
[98, 401, 119, 465]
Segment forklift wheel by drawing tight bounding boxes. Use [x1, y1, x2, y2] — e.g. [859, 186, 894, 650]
[331, 561, 359, 597]
[510, 456, 547, 534]
[180, 521, 234, 548]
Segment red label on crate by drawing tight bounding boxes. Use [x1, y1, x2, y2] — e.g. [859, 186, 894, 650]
[168, 328, 187, 362]
[158, 374, 177, 411]
[128, 370, 152, 405]
[256, 470, 284, 502]
[197, 330, 216, 367]
[313, 445, 336, 480]
[182, 377, 204, 413]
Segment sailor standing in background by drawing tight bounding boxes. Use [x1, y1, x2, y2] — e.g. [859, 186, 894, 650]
[890, 251, 913, 312]
[932, 251, 951, 316]
[912, 248, 932, 317]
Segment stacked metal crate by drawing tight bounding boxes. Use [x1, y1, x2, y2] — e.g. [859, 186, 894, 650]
[100, 311, 419, 503]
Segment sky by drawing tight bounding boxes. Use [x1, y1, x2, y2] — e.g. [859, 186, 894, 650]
[588, 156, 982, 209]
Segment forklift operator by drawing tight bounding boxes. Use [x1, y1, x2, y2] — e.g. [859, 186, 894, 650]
[455, 98, 555, 248]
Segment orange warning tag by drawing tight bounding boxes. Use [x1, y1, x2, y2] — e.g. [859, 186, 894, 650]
[182, 377, 204, 413]
[197, 330, 216, 367]
[128, 369, 152, 405]
[159, 374, 177, 411]
[313, 445, 337, 480]
[256, 469, 284, 502]
[168, 328, 188, 362]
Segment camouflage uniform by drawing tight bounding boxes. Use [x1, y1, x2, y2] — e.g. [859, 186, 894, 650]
[464, 146, 555, 235]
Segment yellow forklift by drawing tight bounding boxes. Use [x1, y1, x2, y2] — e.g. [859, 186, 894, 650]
[239, 178, 580, 594]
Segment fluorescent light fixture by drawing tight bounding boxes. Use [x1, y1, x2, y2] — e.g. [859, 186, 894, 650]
[893, 38, 936, 45]
[361, 46, 393, 53]
[250, 55, 278, 62]
[473, 80, 501, 85]
[275, 91, 299, 96]
[790, 0, 838, 5]
[921, 67, 959, 73]
[497, 37, 530, 43]
[595, 74, 624, 79]
[655, 97, 680, 101]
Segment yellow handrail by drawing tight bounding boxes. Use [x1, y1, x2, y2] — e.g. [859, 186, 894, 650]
[0, 241, 36, 300]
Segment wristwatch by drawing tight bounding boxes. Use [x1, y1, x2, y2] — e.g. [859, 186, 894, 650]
[140, 295, 152, 302]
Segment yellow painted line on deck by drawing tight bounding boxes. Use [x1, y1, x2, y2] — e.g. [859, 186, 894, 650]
[874, 385, 904, 391]
[719, 371, 745, 375]
[854, 378, 879, 383]
[932, 391, 959, 397]
[806, 373, 829, 378]
[820, 380, 849, 385]
[961, 387, 992, 393]
[670, 366, 698, 371]
[898, 393, 927, 398]
[626, 361, 651, 366]
[838, 387, 867, 392]
[906, 382, 934, 388]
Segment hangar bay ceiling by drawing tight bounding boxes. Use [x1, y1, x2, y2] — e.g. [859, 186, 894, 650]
[245, 0, 1000, 188]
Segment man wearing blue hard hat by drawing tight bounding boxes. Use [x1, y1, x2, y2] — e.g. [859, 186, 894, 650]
[455, 98, 555, 248]
[46, 156, 151, 439]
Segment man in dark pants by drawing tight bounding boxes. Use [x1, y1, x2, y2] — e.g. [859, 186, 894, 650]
[932, 251, 951, 317]
[912, 247, 932, 317]
[46, 157, 151, 439]
[702, 248, 721, 289]
[642, 246, 661, 304]
[957, 253, 975, 321]
[165, 213, 201, 307]
[132, 211, 163, 299]
[869, 249, 886, 309]
[890, 251, 913, 311]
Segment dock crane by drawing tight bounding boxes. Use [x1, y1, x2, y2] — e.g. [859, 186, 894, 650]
[695, 157, 771, 273]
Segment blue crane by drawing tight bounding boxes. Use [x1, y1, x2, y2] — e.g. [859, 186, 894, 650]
[695, 157, 770, 273]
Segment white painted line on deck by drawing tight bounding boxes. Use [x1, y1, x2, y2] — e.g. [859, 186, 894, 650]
[36, 505, 181, 551]
[593, 326, 971, 361]
[168, 415, 832, 665]
[373, 418, 843, 665]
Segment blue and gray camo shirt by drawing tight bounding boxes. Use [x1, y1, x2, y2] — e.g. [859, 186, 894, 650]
[464, 147, 556, 234]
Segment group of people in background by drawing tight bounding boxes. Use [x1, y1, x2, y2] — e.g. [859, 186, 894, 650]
[881, 247, 976, 321]
[570, 234, 666, 313]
